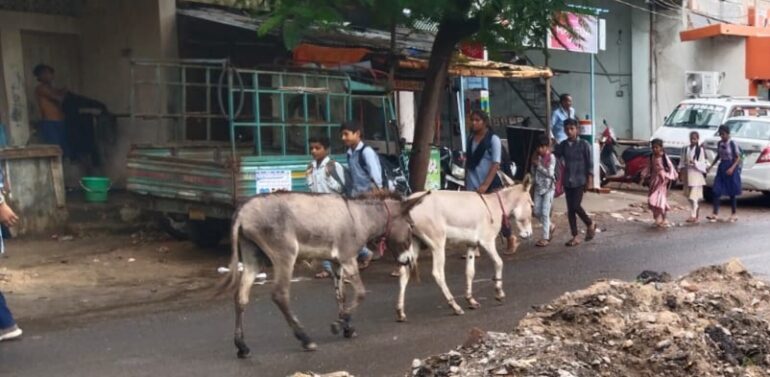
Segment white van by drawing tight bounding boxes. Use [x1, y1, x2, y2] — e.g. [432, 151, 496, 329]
[651, 97, 770, 164]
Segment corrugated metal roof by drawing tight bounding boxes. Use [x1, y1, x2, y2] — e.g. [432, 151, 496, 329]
[177, 6, 435, 56]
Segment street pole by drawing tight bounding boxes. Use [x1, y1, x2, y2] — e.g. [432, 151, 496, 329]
[591, 17, 601, 190]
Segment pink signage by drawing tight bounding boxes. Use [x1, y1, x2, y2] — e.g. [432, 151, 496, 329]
[548, 13, 601, 54]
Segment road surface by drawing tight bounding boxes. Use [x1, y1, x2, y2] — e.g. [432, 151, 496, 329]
[2, 196, 770, 377]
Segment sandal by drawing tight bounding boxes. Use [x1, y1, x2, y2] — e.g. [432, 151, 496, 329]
[565, 238, 581, 247]
[729, 216, 738, 223]
[585, 223, 597, 241]
[706, 215, 718, 222]
[315, 270, 331, 279]
[536, 239, 550, 247]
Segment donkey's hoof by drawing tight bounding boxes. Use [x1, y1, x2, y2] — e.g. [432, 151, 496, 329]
[343, 327, 357, 339]
[396, 310, 407, 323]
[495, 291, 506, 302]
[237, 349, 251, 359]
[466, 298, 481, 310]
[330, 322, 341, 335]
[451, 306, 465, 316]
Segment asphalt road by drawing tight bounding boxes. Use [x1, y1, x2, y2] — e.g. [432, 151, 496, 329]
[3, 195, 770, 377]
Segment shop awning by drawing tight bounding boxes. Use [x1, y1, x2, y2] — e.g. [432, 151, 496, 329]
[399, 57, 553, 79]
[680, 24, 770, 41]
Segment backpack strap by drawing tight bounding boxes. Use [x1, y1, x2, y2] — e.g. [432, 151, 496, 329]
[730, 140, 740, 161]
[326, 160, 346, 191]
[357, 144, 381, 188]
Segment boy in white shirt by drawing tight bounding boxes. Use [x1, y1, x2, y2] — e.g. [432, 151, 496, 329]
[306, 136, 346, 195]
[306, 136, 347, 279]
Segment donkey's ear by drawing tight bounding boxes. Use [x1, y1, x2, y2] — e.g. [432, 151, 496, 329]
[521, 174, 533, 192]
[501, 173, 516, 187]
[401, 191, 431, 214]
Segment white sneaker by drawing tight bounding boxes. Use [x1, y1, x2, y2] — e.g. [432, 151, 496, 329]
[0, 325, 22, 341]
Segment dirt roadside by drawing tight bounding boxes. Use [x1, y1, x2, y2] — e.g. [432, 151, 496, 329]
[0, 230, 229, 330]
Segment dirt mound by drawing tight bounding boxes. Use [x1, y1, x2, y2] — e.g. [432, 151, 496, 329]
[410, 259, 770, 377]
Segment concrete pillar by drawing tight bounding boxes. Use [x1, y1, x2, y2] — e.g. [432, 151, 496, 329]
[0, 28, 30, 146]
[397, 91, 415, 143]
[631, 8, 652, 140]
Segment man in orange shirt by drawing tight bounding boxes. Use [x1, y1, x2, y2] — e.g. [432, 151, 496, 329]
[33, 64, 68, 155]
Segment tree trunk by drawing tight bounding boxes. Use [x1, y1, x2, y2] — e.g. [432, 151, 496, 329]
[408, 19, 476, 191]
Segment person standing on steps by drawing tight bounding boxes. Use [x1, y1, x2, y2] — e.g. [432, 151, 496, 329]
[34, 64, 69, 156]
[551, 94, 575, 144]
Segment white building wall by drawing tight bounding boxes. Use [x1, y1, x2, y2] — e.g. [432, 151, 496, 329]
[652, 15, 747, 130]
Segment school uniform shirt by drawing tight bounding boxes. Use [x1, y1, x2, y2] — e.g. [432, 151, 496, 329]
[306, 156, 345, 194]
[551, 106, 575, 143]
[556, 138, 592, 189]
[466, 133, 502, 191]
[347, 142, 383, 197]
[678, 145, 707, 187]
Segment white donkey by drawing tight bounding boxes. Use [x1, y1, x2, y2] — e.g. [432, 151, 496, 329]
[395, 175, 533, 321]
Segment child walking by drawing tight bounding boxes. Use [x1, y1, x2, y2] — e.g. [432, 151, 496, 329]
[678, 131, 708, 223]
[341, 121, 381, 269]
[532, 135, 556, 247]
[644, 139, 678, 227]
[306, 136, 346, 279]
[707, 125, 742, 222]
[555, 118, 596, 247]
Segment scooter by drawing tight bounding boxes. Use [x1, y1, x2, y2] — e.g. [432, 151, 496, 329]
[599, 119, 651, 186]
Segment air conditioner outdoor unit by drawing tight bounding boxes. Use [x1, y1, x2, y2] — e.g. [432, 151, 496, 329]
[685, 71, 721, 97]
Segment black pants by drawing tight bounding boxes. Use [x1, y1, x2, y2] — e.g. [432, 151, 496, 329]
[565, 186, 592, 237]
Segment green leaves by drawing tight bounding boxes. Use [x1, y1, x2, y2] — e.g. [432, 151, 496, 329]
[243, 0, 594, 54]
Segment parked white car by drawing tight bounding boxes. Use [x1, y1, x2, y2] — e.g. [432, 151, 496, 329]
[704, 116, 770, 196]
[653, 97, 770, 166]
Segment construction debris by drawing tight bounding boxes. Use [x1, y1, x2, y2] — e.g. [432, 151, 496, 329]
[411, 259, 770, 377]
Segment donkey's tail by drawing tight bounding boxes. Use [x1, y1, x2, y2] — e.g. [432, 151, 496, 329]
[215, 215, 242, 297]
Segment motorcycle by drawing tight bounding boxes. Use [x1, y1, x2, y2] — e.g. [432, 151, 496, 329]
[440, 146, 465, 190]
[439, 146, 517, 191]
[599, 119, 651, 186]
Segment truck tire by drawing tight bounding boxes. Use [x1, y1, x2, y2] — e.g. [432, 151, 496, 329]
[188, 219, 228, 249]
[158, 214, 189, 241]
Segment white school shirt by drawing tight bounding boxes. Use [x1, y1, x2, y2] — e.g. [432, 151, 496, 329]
[306, 156, 345, 194]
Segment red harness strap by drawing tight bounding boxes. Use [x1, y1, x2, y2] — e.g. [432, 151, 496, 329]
[495, 191, 511, 230]
[377, 202, 392, 256]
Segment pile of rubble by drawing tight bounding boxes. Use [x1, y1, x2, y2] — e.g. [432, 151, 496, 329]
[411, 260, 770, 377]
